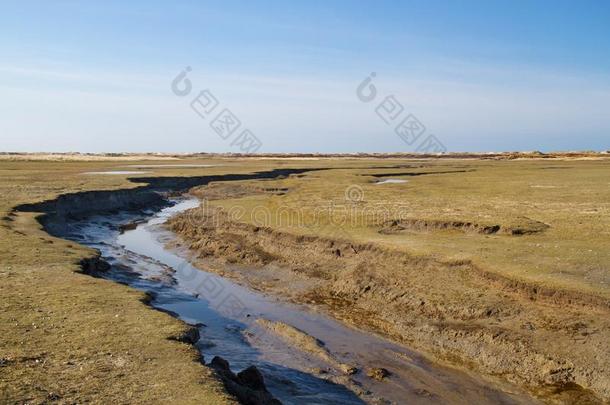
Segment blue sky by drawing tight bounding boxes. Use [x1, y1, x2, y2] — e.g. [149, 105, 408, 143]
[1, 0, 609, 152]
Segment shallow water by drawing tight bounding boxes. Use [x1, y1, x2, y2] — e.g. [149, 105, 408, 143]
[61, 198, 538, 405]
[375, 179, 408, 185]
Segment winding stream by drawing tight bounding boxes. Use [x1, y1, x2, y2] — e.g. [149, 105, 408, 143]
[61, 197, 538, 405]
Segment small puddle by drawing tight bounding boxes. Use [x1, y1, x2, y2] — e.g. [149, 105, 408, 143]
[375, 179, 408, 185]
[61, 198, 538, 405]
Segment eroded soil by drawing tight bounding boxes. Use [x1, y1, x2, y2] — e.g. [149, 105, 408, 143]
[168, 197, 610, 404]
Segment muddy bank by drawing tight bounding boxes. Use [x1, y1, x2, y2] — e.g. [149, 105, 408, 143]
[57, 198, 538, 404]
[168, 204, 610, 403]
[14, 168, 318, 234]
[10, 168, 320, 405]
[378, 217, 550, 236]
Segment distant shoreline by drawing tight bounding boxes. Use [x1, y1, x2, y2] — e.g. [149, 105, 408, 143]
[1, 150, 609, 161]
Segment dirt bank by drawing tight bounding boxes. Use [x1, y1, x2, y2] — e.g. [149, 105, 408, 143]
[168, 203, 610, 404]
[255, 319, 357, 375]
[15, 168, 318, 231]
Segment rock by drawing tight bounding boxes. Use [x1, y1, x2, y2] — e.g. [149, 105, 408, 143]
[237, 366, 267, 391]
[140, 291, 155, 304]
[210, 356, 231, 372]
[367, 367, 391, 381]
[79, 256, 111, 274]
[208, 356, 282, 405]
[118, 221, 141, 233]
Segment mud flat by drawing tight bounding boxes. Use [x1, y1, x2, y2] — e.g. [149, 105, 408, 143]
[168, 196, 610, 403]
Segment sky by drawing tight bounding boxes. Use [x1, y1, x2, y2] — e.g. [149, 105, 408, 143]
[1, 0, 609, 153]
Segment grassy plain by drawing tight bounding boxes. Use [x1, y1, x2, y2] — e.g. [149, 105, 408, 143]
[207, 158, 610, 298]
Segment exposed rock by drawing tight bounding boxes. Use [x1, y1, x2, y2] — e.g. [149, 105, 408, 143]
[118, 221, 139, 233]
[209, 356, 281, 405]
[237, 366, 267, 391]
[140, 291, 155, 305]
[78, 256, 111, 274]
[210, 355, 231, 372]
